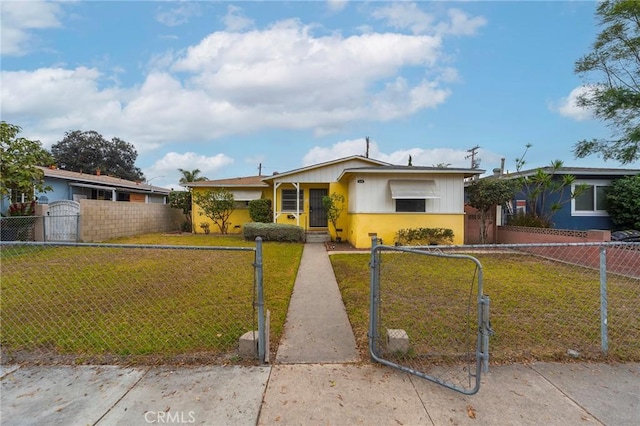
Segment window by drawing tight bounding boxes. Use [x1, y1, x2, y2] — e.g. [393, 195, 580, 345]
[396, 199, 425, 212]
[572, 182, 609, 216]
[281, 189, 304, 212]
[234, 201, 250, 209]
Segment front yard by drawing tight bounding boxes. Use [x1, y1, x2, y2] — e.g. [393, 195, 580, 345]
[0, 234, 303, 364]
[330, 250, 640, 363]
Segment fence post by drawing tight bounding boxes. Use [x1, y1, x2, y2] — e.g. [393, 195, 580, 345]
[600, 245, 608, 355]
[255, 237, 266, 363]
[368, 236, 379, 360]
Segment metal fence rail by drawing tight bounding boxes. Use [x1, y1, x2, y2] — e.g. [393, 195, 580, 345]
[0, 240, 265, 365]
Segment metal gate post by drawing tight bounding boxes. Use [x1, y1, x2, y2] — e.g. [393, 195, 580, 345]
[600, 245, 608, 355]
[480, 295, 492, 373]
[255, 237, 266, 363]
[368, 236, 380, 360]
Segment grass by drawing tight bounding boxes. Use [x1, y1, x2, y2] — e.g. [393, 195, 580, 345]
[330, 250, 640, 364]
[0, 233, 303, 364]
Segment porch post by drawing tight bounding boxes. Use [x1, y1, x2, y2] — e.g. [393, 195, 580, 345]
[294, 182, 300, 227]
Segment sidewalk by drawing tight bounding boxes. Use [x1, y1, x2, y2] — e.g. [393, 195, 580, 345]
[2, 243, 639, 425]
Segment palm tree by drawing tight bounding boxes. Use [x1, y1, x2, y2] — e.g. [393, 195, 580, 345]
[178, 168, 208, 184]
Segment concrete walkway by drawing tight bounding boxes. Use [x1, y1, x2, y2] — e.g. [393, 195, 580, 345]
[2, 242, 639, 425]
[275, 243, 359, 364]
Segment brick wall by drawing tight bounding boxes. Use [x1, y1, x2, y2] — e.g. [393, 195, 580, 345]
[497, 225, 611, 244]
[80, 200, 183, 242]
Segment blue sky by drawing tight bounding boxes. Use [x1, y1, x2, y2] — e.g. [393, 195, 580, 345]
[1, 0, 629, 190]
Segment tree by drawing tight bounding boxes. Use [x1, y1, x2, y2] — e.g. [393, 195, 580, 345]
[168, 190, 193, 232]
[606, 175, 640, 229]
[192, 188, 235, 234]
[574, 0, 640, 164]
[248, 199, 272, 223]
[467, 178, 518, 243]
[178, 169, 208, 184]
[51, 130, 144, 181]
[514, 146, 587, 227]
[322, 193, 346, 242]
[0, 121, 53, 199]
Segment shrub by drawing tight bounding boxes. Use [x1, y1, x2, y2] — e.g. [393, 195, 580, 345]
[606, 175, 640, 230]
[243, 222, 304, 242]
[394, 227, 454, 246]
[248, 199, 273, 223]
[507, 212, 552, 228]
[199, 222, 210, 234]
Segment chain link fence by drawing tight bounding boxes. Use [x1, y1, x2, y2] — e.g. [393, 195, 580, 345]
[0, 216, 40, 242]
[1, 241, 264, 365]
[369, 242, 640, 391]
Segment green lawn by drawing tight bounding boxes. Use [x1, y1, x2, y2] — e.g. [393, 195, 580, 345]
[330, 251, 640, 364]
[0, 234, 303, 364]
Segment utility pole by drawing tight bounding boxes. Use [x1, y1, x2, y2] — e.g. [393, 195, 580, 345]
[365, 136, 370, 158]
[258, 163, 262, 176]
[465, 145, 481, 169]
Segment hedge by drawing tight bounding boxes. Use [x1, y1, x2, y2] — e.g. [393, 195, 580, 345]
[243, 222, 304, 242]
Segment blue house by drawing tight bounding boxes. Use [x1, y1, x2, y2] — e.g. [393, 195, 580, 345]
[497, 166, 640, 231]
[1, 166, 169, 214]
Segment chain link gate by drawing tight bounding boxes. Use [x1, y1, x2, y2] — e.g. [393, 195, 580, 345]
[368, 238, 492, 395]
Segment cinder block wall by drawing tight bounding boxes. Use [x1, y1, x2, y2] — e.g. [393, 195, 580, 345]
[80, 200, 183, 242]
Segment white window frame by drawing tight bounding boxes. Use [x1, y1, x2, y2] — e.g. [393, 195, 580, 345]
[571, 180, 610, 217]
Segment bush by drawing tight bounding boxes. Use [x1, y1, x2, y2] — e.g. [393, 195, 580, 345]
[395, 227, 454, 246]
[248, 199, 273, 223]
[507, 212, 552, 228]
[243, 222, 304, 242]
[606, 175, 640, 230]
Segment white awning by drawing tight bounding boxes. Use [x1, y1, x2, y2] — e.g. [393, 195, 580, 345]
[389, 180, 440, 199]
[232, 190, 263, 201]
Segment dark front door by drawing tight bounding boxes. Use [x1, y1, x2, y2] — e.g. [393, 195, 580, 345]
[309, 189, 328, 227]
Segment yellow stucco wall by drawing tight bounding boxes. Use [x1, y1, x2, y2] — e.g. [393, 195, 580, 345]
[347, 213, 465, 248]
[191, 188, 270, 234]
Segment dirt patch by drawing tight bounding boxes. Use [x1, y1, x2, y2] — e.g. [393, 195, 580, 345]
[325, 241, 366, 252]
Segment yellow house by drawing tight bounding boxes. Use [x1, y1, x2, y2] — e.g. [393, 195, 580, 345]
[185, 156, 482, 248]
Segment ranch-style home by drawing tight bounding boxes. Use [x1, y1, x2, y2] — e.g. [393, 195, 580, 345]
[185, 156, 482, 248]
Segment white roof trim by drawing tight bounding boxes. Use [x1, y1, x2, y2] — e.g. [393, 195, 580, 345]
[69, 183, 117, 191]
[389, 180, 440, 199]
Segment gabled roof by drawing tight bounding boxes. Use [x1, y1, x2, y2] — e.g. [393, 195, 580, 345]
[338, 165, 484, 180]
[184, 175, 269, 188]
[499, 166, 640, 180]
[260, 155, 390, 182]
[39, 166, 170, 195]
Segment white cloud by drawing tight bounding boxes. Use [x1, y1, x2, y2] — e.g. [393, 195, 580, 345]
[2, 13, 477, 153]
[372, 3, 486, 36]
[440, 8, 487, 36]
[144, 152, 235, 189]
[550, 86, 593, 121]
[303, 139, 504, 170]
[327, 0, 348, 13]
[1, 67, 123, 142]
[371, 2, 435, 35]
[223, 5, 254, 31]
[155, 2, 201, 27]
[0, 0, 63, 55]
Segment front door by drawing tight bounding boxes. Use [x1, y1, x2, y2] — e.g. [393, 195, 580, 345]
[309, 189, 328, 227]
